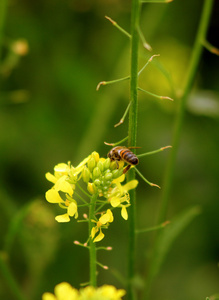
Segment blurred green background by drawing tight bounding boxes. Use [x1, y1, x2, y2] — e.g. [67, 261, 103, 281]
[0, 0, 219, 299]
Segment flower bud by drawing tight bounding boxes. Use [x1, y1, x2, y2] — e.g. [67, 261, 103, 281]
[94, 179, 101, 186]
[87, 182, 97, 195]
[97, 160, 104, 172]
[110, 161, 117, 170]
[104, 172, 113, 181]
[112, 169, 123, 178]
[87, 157, 96, 172]
[103, 158, 111, 170]
[102, 185, 109, 191]
[93, 167, 101, 179]
[82, 166, 90, 183]
[91, 151, 99, 163]
[98, 188, 103, 194]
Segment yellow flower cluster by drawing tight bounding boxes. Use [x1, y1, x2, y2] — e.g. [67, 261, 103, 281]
[45, 151, 138, 241]
[45, 157, 90, 222]
[42, 282, 126, 300]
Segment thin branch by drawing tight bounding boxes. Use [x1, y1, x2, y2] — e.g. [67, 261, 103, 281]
[138, 87, 173, 101]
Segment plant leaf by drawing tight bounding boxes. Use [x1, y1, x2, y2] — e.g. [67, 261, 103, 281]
[151, 206, 201, 279]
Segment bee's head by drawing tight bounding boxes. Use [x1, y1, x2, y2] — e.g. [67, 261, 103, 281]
[107, 149, 113, 160]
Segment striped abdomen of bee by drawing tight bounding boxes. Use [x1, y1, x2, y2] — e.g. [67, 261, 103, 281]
[107, 146, 139, 174]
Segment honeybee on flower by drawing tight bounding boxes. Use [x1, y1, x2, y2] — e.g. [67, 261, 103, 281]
[45, 151, 138, 242]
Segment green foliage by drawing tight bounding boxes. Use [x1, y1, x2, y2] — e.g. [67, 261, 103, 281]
[149, 206, 201, 281]
[0, 1, 219, 300]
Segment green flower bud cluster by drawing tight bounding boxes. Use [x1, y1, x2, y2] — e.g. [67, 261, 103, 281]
[82, 152, 123, 197]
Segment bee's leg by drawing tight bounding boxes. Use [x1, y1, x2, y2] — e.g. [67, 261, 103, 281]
[115, 160, 119, 169]
[123, 164, 131, 174]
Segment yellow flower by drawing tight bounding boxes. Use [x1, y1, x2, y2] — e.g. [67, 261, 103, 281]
[46, 163, 74, 196]
[91, 209, 114, 242]
[113, 177, 138, 195]
[46, 157, 91, 195]
[108, 179, 138, 220]
[80, 284, 126, 300]
[95, 285, 126, 300]
[46, 163, 71, 183]
[42, 282, 79, 300]
[54, 176, 74, 196]
[45, 189, 65, 204]
[45, 153, 138, 229]
[70, 155, 91, 177]
[42, 283, 126, 300]
[45, 189, 78, 223]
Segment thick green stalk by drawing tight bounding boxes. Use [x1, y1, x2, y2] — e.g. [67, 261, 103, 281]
[127, 0, 140, 299]
[89, 194, 97, 286]
[144, 0, 214, 298]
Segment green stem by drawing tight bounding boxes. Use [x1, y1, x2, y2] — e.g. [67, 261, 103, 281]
[144, 0, 214, 298]
[89, 194, 97, 286]
[0, 255, 27, 300]
[136, 221, 169, 234]
[127, 0, 140, 299]
[137, 146, 172, 158]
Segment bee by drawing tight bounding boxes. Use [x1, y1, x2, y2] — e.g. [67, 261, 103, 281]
[107, 146, 139, 174]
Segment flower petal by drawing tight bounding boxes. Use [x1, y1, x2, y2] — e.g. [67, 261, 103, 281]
[99, 213, 109, 224]
[91, 227, 97, 239]
[42, 292, 56, 300]
[93, 230, 104, 242]
[99, 209, 112, 225]
[55, 213, 70, 223]
[113, 174, 125, 184]
[98, 285, 126, 298]
[123, 179, 138, 192]
[45, 172, 57, 184]
[121, 206, 128, 220]
[72, 155, 91, 176]
[54, 176, 73, 196]
[107, 209, 114, 223]
[54, 163, 70, 173]
[45, 189, 64, 203]
[81, 286, 95, 297]
[67, 202, 77, 217]
[110, 196, 121, 207]
[54, 282, 78, 299]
